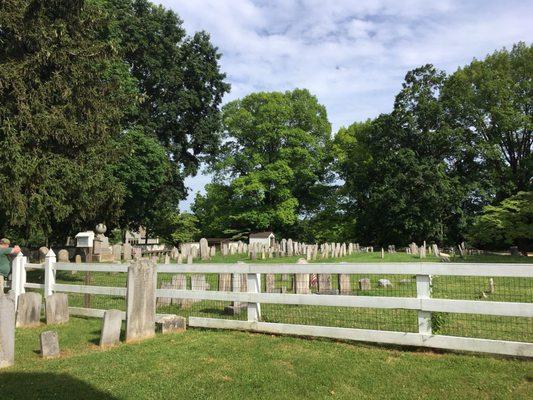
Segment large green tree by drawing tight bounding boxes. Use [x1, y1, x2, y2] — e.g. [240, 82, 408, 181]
[0, 0, 137, 245]
[442, 42, 532, 199]
[194, 89, 333, 237]
[335, 66, 466, 245]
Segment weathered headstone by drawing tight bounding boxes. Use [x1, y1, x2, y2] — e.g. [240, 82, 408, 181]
[123, 243, 132, 261]
[157, 282, 173, 307]
[171, 274, 190, 308]
[125, 259, 157, 343]
[210, 246, 216, 257]
[377, 278, 392, 288]
[219, 273, 232, 292]
[265, 274, 275, 293]
[164, 254, 170, 264]
[58, 249, 69, 262]
[40, 330, 60, 358]
[100, 309, 122, 347]
[16, 292, 42, 327]
[112, 244, 122, 262]
[339, 274, 351, 294]
[318, 274, 332, 293]
[45, 293, 69, 325]
[199, 238, 210, 260]
[488, 278, 495, 294]
[294, 258, 310, 294]
[358, 278, 371, 291]
[38, 246, 49, 263]
[287, 239, 293, 257]
[157, 315, 186, 334]
[0, 294, 15, 368]
[225, 273, 247, 315]
[74, 254, 82, 264]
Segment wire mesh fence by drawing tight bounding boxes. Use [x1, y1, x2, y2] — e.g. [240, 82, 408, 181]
[31, 264, 533, 344]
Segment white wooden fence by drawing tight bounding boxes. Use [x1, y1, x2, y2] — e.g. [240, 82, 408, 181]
[10, 250, 533, 357]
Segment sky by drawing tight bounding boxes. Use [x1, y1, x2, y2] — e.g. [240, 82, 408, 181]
[156, 0, 533, 211]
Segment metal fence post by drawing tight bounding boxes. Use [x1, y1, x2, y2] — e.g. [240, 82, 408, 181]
[416, 274, 432, 335]
[44, 249, 56, 297]
[247, 273, 261, 322]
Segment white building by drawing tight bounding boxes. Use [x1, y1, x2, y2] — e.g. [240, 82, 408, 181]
[249, 231, 275, 248]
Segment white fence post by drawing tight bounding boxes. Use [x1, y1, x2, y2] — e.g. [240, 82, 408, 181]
[247, 273, 261, 322]
[44, 249, 56, 297]
[10, 252, 26, 309]
[416, 274, 432, 335]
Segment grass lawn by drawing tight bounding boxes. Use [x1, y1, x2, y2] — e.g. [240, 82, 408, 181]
[1, 316, 532, 400]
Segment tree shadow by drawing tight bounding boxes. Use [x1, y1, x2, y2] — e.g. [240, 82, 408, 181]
[0, 372, 120, 399]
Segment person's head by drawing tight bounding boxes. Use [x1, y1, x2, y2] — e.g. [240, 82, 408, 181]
[0, 238, 10, 248]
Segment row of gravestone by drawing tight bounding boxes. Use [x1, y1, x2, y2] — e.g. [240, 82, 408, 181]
[0, 292, 69, 368]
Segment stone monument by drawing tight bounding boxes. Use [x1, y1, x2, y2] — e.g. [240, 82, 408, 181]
[93, 223, 114, 262]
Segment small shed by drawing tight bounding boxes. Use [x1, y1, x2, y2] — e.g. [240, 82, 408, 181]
[249, 231, 275, 248]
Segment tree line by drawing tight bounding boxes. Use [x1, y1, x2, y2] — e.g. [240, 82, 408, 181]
[0, 1, 531, 251]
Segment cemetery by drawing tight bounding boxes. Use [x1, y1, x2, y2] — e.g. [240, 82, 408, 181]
[1, 0, 532, 398]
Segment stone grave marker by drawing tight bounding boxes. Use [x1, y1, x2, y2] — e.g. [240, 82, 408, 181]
[0, 294, 15, 368]
[40, 330, 60, 358]
[125, 259, 157, 343]
[318, 274, 332, 293]
[358, 278, 371, 291]
[16, 292, 42, 328]
[219, 273, 232, 292]
[45, 293, 69, 325]
[58, 249, 69, 262]
[123, 243, 132, 261]
[265, 274, 275, 293]
[100, 309, 122, 347]
[112, 244, 122, 262]
[378, 278, 392, 288]
[339, 274, 351, 295]
[157, 282, 173, 307]
[157, 315, 186, 334]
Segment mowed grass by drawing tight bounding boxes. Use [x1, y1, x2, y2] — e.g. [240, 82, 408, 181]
[1, 316, 532, 400]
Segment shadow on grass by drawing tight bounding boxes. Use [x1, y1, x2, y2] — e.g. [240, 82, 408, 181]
[0, 372, 119, 400]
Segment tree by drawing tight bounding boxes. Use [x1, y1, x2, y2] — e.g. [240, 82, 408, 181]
[0, 0, 137, 245]
[442, 42, 533, 199]
[468, 192, 533, 252]
[196, 89, 333, 237]
[335, 66, 466, 245]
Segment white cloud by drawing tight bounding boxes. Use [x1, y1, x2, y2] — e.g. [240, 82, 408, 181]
[155, 0, 532, 210]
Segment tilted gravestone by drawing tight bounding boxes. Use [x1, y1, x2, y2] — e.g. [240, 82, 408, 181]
[45, 293, 69, 325]
[100, 309, 123, 348]
[16, 292, 42, 328]
[125, 259, 157, 343]
[0, 294, 16, 368]
[40, 330, 60, 358]
[358, 278, 371, 291]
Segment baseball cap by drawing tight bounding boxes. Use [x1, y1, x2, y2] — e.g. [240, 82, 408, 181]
[0, 238, 10, 245]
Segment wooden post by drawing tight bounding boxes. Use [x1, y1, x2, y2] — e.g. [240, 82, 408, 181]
[10, 253, 26, 309]
[416, 274, 432, 335]
[44, 249, 56, 298]
[247, 273, 261, 322]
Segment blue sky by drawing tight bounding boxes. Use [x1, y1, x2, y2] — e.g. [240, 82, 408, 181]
[156, 0, 533, 211]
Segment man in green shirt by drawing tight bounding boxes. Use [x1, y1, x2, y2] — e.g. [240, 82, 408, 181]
[0, 238, 20, 293]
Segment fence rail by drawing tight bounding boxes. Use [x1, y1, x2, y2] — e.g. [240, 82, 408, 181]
[11, 251, 533, 357]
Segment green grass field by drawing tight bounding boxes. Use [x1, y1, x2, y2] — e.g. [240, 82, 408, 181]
[5, 253, 532, 399]
[1, 316, 532, 400]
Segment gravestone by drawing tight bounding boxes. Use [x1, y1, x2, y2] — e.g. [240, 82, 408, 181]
[112, 244, 122, 262]
[265, 274, 275, 293]
[210, 246, 216, 257]
[171, 274, 190, 308]
[287, 239, 293, 257]
[133, 247, 142, 260]
[339, 274, 351, 295]
[40, 330, 60, 358]
[100, 309, 122, 347]
[358, 278, 371, 291]
[157, 282, 173, 307]
[219, 273, 232, 292]
[157, 315, 186, 334]
[164, 254, 170, 264]
[75, 254, 82, 263]
[377, 279, 392, 288]
[431, 244, 440, 257]
[125, 259, 157, 343]
[38, 247, 49, 263]
[191, 274, 208, 305]
[318, 274, 332, 293]
[45, 293, 69, 325]
[294, 258, 310, 294]
[0, 294, 15, 368]
[93, 223, 114, 262]
[123, 243, 132, 261]
[199, 238, 209, 260]
[225, 273, 247, 315]
[58, 249, 69, 262]
[16, 292, 42, 328]
[399, 279, 413, 285]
